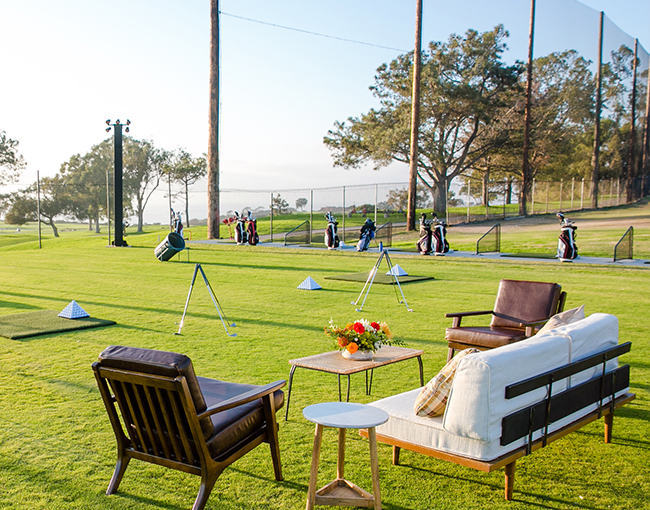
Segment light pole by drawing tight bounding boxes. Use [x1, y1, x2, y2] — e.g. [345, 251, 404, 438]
[105, 119, 130, 247]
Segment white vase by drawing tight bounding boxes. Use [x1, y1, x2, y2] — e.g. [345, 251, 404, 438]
[342, 349, 374, 361]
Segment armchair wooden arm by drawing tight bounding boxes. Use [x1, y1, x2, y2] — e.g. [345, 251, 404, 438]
[198, 380, 286, 418]
[445, 310, 493, 328]
[518, 319, 551, 337]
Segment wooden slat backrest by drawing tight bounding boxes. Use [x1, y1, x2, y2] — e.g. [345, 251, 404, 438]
[95, 364, 204, 467]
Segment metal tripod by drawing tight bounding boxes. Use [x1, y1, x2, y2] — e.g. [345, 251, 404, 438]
[351, 249, 412, 312]
[175, 263, 237, 336]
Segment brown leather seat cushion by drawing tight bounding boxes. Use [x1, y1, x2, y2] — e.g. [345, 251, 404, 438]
[445, 326, 528, 349]
[491, 280, 561, 328]
[199, 377, 284, 460]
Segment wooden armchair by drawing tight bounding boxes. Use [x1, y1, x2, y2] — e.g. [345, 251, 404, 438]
[92, 345, 285, 510]
[445, 279, 566, 361]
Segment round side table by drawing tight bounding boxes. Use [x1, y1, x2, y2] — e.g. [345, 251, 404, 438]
[303, 402, 389, 510]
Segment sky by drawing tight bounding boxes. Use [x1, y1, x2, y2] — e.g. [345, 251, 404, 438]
[1, 0, 649, 223]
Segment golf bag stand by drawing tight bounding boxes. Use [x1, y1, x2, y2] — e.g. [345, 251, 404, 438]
[356, 218, 376, 252]
[416, 213, 433, 255]
[351, 249, 412, 312]
[234, 211, 247, 245]
[556, 213, 578, 261]
[175, 263, 237, 336]
[324, 212, 340, 249]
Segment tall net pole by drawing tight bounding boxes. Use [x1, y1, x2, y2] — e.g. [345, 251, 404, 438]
[207, 0, 221, 239]
[626, 39, 638, 203]
[591, 11, 604, 208]
[643, 60, 650, 197]
[407, 0, 423, 231]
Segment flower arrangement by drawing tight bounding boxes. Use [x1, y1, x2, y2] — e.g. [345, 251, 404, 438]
[325, 319, 405, 354]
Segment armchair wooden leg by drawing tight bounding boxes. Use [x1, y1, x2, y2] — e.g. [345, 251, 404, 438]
[263, 394, 283, 481]
[193, 470, 219, 510]
[447, 347, 455, 363]
[106, 453, 131, 495]
[504, 461, 516, 501]
[604, 413, 614, 444]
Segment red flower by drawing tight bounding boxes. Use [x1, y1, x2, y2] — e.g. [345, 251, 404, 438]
[370, 322, 381, 331]
[338, 337, 348, 347]
[353, 322, 365, 334]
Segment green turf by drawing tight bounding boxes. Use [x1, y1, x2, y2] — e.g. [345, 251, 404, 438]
[500, 253, 558, 259]
[0, 211, 648, 510]
[324, 272, 435, 284]
[0, 310, 115, 339]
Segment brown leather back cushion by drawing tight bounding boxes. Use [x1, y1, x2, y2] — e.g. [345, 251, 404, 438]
[98, 345, 213, 438]
[491, 279, 561, 328]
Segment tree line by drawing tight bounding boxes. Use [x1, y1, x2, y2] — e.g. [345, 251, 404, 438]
[324, 25, 649, 215]
[0, 135, 206, 236]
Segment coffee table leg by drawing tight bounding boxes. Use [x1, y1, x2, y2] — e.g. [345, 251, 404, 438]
[368, 427, 381, 510]
[306, 424, 323, 510]
[346, 375, 351, 402]
[338, 375, 342, 401]
[417, 356, 424, 386]
[285, 365, 297, 421]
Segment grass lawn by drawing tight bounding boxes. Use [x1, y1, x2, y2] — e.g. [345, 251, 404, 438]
[0, 214, 648, 509]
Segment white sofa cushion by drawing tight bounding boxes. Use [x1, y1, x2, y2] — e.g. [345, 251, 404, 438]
[442, 333, 570, 443]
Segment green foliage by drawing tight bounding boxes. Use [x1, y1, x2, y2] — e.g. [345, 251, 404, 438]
[272, 194, 290, 215]
[0, 129, 25, 185]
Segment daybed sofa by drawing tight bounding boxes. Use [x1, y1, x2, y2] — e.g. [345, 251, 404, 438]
[361, 313, 635, 500]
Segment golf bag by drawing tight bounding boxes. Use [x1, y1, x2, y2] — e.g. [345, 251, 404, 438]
[431, 213, 450, 254]
[174, 212, 184, 238]
[234, 211, 248, 245]
[416, 213, 433, 255]
[356, 218, 376, 252]
[324, 212, 340, 249]
[556, 212, 578, 260]
[246, 211, 259, 246]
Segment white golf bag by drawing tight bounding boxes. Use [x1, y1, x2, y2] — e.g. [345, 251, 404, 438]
[324, 212, 340, 249]
[556, 213, 578, 260]
[416, 213, 433, 255]
[356, 218, 376, 252]
[234, 211, 248, 245]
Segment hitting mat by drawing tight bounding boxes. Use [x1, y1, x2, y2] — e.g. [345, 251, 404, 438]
[325, 272, 434, 285]
[500, 253, 557, 259]
[0, 310, 116, 339]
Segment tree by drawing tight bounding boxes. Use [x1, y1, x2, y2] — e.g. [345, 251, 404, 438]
[123, 138, 169, 232]
[59, 140, 112, 232]
[385, 185, 430, 211]
[324, 26, 521, 214]
[0, 130, 26, 185]
[168, 149, 207, 227]
[4, 176, 69, 237]
[295, 197, 308, 212]
[272, 194, 289, 215]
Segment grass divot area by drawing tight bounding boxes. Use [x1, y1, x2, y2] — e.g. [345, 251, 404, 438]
[0, 230, 647, 509]
[325, 272, 435, 284]
[0, 310, 115, 339]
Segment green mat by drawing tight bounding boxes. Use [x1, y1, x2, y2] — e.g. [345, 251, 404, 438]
[500, 253, 557, 259]
[324, 273, 434, 285]
[0, 310, 116, 339]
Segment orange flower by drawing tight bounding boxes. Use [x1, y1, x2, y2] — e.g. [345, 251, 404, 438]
[338, 337, 349, 347]
[345, 323, 354, 330]
[346, 342, 359, 354]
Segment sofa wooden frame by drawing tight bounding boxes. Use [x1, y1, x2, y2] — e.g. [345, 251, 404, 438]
[361, 342, 635, 501]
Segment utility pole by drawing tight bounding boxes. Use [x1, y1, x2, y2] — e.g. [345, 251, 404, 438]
[642, 57, 650, 197]
[207, 0, 220, 239]
[105, 119, 130, 247]
[37, 170, 42, 249]
[521, 0, 536, 216]
[591, 11, 604, 208]
[407, 0, 423, 231]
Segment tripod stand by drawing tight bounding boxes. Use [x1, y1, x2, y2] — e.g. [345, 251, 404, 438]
[351, 249, 412, 312]
[175, 263, 237, 336]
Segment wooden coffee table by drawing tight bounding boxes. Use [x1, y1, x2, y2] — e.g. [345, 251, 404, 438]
[285, 346, 424, 420]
